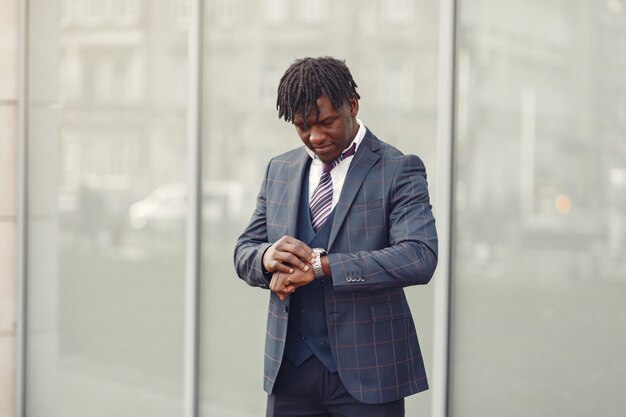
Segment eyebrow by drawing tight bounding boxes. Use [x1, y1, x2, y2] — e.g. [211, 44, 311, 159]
[318, 113, 337, 123]
[293, 108, 336, 128]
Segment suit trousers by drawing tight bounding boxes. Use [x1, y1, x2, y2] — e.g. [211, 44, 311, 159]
[266, 356, 405, 417]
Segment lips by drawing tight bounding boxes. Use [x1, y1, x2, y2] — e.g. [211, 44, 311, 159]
[313, 145, 334, 155]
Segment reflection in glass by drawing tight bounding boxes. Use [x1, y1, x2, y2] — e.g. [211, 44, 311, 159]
[451, 1, 626, 416]
[27, 1, 187, 415]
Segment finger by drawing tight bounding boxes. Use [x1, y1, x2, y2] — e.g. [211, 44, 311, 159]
[269, 276, 278, 292]
[280, 278, 296, 293]
[277, 286, 295, 301]
[266, 239, 312, 272]
[274, 252, 310, 272]
[278, 236, 314, 258]
[272, 273, 294, 293]
[270, 273, 287, 291]
[283, 242, 314, 260]
[269, 261, 295, 274]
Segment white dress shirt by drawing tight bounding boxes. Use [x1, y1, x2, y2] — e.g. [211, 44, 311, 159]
[305, 119, 366, 210]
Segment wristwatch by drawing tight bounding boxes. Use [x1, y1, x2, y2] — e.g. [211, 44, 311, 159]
[311, 248, 327, 279]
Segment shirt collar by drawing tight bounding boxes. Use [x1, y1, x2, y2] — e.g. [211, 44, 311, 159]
[305, 119, 366, 161]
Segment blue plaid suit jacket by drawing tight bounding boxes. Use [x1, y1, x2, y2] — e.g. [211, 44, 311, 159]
[234, 128, 438, 404]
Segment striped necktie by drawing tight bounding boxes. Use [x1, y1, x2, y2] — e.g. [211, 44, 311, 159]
[309, 143, 356, 231]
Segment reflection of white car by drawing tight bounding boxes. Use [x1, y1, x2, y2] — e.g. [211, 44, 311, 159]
[128, 181, 242, 230]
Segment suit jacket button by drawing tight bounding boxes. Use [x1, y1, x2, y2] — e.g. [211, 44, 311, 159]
[283, 305, 289, 313]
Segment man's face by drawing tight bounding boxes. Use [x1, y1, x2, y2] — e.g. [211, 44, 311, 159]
[293, 96, 359, 163]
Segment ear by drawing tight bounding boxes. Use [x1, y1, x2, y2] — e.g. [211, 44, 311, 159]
[348, 96, 359, 117]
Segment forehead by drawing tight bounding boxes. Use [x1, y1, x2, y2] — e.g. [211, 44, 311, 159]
[294, 96, 340, 122]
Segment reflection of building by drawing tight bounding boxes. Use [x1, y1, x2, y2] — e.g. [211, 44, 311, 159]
[456, 0, 626, 279]
[59, 0, 188, 206]
[202, 0, 439, 194]
[56, 0, 440, 231]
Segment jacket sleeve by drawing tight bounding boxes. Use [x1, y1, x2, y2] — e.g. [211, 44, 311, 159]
[328, 154, 438, 292]
[233, 162, 273, 290]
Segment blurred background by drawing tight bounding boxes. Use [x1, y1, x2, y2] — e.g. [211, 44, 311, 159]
[0, 0, 625, 416]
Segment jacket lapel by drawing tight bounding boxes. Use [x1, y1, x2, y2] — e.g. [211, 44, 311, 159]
[285, 149, 309, 237]
[328, 131, 380, 250]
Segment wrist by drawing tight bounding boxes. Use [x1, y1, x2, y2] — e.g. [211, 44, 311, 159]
[261, 247, 271, 273]
[320, 255, 330, 277]
[311, 248, 327, 279]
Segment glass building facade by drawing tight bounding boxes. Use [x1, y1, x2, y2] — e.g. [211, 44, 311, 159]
[11, 0, 626, 416]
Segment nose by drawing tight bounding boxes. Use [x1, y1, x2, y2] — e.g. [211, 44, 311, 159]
[309, 125, 325, 144]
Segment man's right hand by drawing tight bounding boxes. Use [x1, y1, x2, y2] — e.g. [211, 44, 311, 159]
[262, 235, 313, 274]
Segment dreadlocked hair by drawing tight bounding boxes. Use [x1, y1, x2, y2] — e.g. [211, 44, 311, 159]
[276, 57, 360, 126]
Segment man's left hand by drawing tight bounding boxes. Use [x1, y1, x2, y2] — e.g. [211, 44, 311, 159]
[270, 268, 315, 301]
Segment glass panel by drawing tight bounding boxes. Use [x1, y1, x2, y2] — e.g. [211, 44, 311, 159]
[26, 1, 188, 415]
[451, 1, 626, 416]
[200, 1, 439, 416]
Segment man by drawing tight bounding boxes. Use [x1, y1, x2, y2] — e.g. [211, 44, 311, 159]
[234, 57, 438, 417]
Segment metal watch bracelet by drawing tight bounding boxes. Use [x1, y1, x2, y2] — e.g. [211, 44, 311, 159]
[311, 248, 326, 279]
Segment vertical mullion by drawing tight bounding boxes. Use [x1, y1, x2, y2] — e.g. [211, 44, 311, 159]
[432, 0, 457, 416]
[16, 0, 30, 415]
[184, 0, 204, 416]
